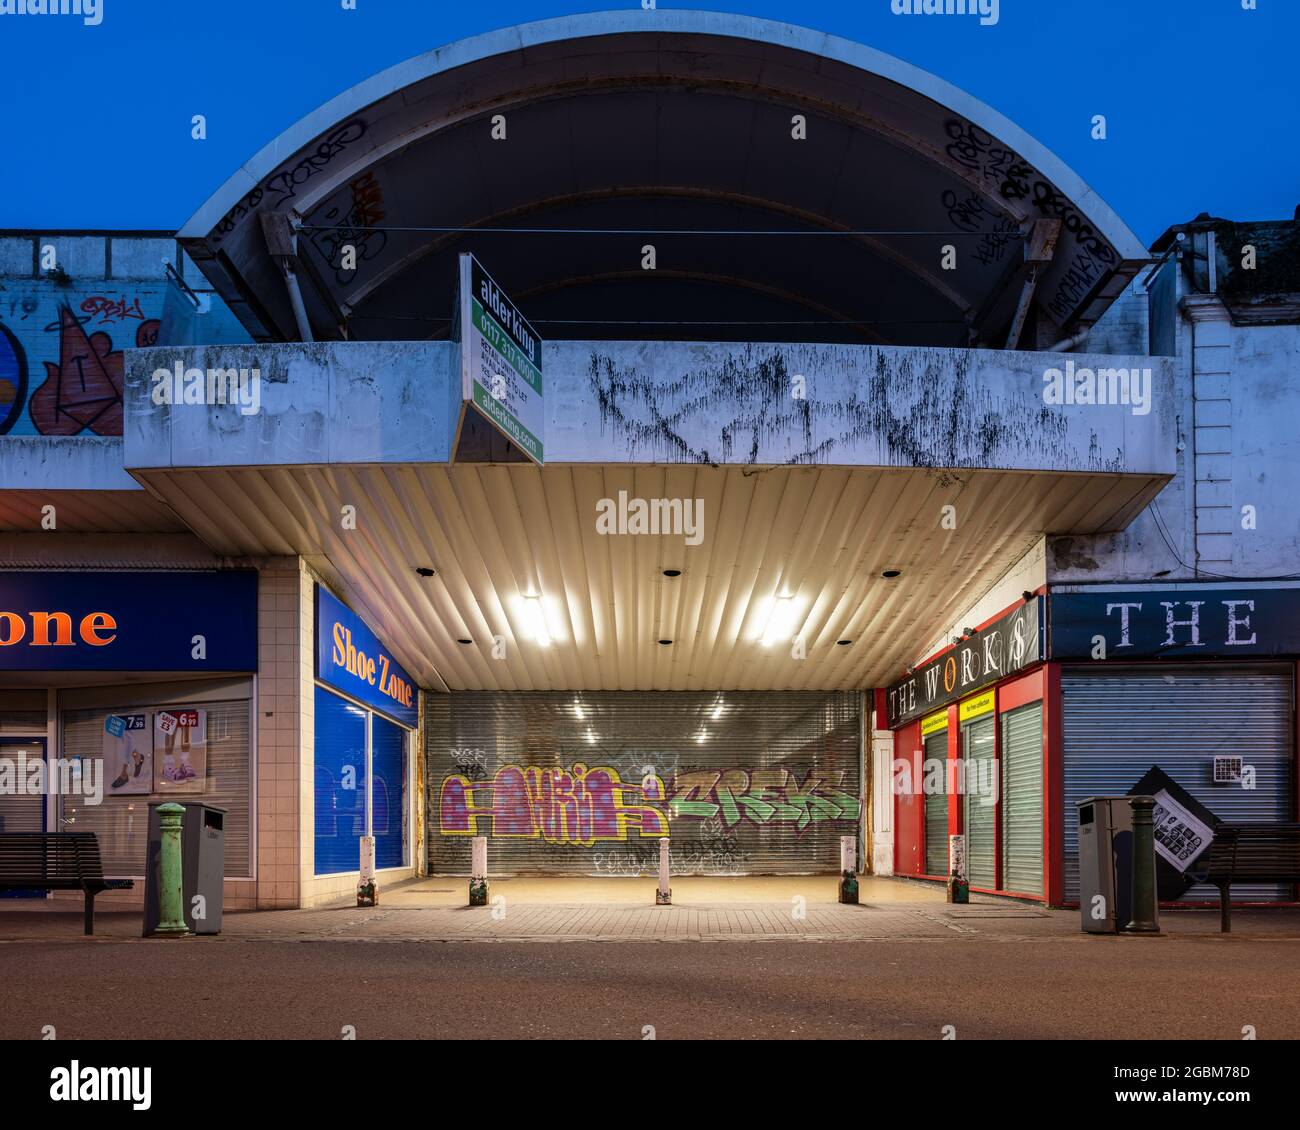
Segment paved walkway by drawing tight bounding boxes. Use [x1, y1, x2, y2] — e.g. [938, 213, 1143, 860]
[5, 876, 1299, 943]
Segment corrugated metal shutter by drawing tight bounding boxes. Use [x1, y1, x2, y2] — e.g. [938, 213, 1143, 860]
[923, 731, 949, 876]
[426, 691, 862, 876]
[1062, 667, 1294, 903]
[963, 716, 996, 888]
[314, 687, 367, 877]
[1001, 702, 1043, 896]
[0, 741, 46, 898]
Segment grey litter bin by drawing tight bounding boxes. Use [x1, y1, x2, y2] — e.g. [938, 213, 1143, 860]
[1076, 796, 1134, 934]
[143, 802, 227, 936]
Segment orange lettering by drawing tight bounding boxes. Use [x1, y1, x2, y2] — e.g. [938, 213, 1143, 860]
[0, 612, 26, 646]
[81, 612, 117, 646]
[31, 611, 74, 647]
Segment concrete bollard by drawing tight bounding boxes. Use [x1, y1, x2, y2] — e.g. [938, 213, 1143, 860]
[1124, 795, 1162, 934]
[656, 838, 671, 905]
[469, 835, 489, 906]
[154, 802, 189, 936]
[357, 835, 377, 907]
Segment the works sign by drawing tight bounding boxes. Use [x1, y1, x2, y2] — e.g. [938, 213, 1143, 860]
[0, 571, 257, 671]
[315, 585, 418, 727]
[886, 598, 1043, 728]
[1050, 587, 1300, 658]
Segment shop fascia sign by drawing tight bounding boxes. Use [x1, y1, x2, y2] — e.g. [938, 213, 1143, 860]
[315, 585, 418, 727]
[1050, 586, 1300, 658]
[886, 597, 1043, 728]
[453, 253, 544, 465]
[0, 571, 257, 671]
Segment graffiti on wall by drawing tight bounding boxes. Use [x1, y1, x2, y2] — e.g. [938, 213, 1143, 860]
[440, 763, 671, 846]
[438, 762, 860, 843]
[0, 288, 161, 436]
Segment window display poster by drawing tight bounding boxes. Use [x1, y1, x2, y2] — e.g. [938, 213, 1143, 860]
[104, 713, 152, 796]
[154, 709, 207, 795]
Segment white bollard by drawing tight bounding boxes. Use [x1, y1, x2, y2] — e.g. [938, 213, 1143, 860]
[469, 835, 488, 906]
[357, 835, 377, 906]
[656, 839, 671, 905]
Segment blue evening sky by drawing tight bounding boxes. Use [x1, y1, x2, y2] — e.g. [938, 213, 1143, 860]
[0, 0, 1295, 244]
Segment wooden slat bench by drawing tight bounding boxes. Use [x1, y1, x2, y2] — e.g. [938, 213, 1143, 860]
[0, 833, 134, 935]
[1193, 823, 1300, 932]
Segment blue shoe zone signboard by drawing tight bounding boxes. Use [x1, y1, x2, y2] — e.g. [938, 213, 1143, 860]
[315, 585, 418, 728]
[0, 571, 257, 671]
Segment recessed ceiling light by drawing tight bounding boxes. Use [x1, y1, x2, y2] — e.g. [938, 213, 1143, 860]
[415, 567, 436, 577]
[521, 595, 552, 646]
[658, 639, 673, 646]
[456, 638, 472, 645]
[759, 595, 799, 648]
[881, 569, 901, 579]
[663, 569, 682, 578]
[837, 639, 852, 646]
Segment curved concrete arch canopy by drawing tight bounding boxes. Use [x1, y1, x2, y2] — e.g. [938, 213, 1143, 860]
[179, 10, 1147, 348]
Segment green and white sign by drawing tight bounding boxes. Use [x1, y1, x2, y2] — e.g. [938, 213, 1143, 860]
[458, 253, 544, 464]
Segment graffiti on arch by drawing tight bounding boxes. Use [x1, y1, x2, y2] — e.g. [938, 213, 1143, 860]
[437, 762, 860, 843]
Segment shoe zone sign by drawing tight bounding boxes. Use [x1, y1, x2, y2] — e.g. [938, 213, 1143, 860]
[0, 571, 257, 671]
[887, 598, 1043, 727]
[315, 586, 418, 727]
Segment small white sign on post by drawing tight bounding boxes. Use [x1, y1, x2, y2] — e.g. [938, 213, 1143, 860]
[471, 835, 488, 881]
[840, 835, 857, 874]
[948, 834, 967, 880]
[359, 835, 375, 884]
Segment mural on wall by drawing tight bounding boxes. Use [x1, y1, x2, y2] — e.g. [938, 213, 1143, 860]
[437, 761, 860, 844]
[0, 286, 161, 436]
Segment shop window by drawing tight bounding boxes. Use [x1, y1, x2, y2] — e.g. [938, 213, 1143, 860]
[372, 714, 409, 870]
[61, 700, 253, 878]
[314, 687, 367, 876]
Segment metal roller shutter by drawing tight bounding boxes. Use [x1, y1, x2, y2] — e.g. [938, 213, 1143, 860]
[963, 716, 996, 889]
[1062, 667, 1295, 903]
[426, 691, 862, 876]
[314, 687, 367, 877]
[923, 730, 949, 876]
[1001, 703, 1043, 896]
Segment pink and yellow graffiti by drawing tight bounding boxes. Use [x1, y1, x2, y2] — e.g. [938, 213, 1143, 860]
[440, 763, 670, 846]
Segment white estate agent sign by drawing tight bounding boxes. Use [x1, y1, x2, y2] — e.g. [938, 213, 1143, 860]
[458, 253, 544, 464]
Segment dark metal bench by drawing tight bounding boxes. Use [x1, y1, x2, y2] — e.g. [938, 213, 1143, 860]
[1194, 823, 1300, 932]
[0, 833, 134, 935]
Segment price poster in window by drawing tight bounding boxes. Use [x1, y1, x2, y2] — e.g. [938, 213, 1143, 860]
[153, 708, 207, 795]
[103, 713, 151, 797]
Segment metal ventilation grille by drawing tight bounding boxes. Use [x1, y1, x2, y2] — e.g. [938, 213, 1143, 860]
[425, 690, 862, 876]
[1062, 667, 1294, 903]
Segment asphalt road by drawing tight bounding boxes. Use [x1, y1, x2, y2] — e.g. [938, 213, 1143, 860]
[3, 935, 1298, 1040]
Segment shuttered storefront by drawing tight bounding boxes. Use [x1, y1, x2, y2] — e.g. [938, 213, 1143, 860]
[1062, 667, 1295, 903]
[923, 729, 949, 876]
[962, 715, 996, 888]
[1000, 702, 1043, 896]
[426, 691, 862, 876]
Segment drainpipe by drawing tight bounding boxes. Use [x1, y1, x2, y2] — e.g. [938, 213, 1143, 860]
[259, 211, 315, 343]
[1047, 328, 1091, 353]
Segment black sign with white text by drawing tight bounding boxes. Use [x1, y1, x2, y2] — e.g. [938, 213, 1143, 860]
[886, 598, 1043, 728]
[1050, 588, 1300, 659]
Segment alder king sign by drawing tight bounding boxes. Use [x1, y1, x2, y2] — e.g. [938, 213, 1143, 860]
[457, 253, 544, 464]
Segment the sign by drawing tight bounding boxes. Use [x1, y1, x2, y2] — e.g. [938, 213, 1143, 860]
[1128, 766, 1220, 901]
[0, 571, 257, 671]
[315, 586, 418, 728]
[886, 598, 1042, 728]
[958, 690, 996, 723]
[1050, 586, 1300, 658]
[920, 710, 948, 737]
[457, 253, 544, 464]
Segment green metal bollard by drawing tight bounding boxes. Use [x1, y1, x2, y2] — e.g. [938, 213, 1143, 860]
[154, 802, 190, 937]
[1124, 795, 1162, 935]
